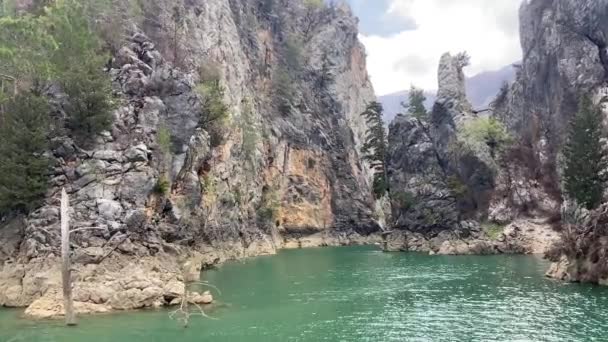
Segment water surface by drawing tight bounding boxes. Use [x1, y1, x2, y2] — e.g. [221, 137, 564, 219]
[2, 246, 608, 341]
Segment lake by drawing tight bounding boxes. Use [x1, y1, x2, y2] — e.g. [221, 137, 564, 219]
[2, 246, 608, 341]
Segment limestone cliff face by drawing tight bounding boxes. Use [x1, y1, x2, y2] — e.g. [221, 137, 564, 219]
[495, 0, 608, 284]
[493, 0, 608, 283]
[495, 0, 608, 157]
[0, 0, 379, 312]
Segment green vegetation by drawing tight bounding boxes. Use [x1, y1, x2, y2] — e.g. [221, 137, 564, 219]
[62, 64, 114, 146]
[393, 191, 416, 211]
[0, 0, 115, 215]
[285, 35, 303, 71]
[273, 67, 295, 114]
[403, 86, 428, 121]
[0, 0, 114, 144]
[447, 175, 469, 198]
[202, 174, 217, 202]
[482, 222, 505, 240]
[563, 96, 608, 210]
[461, 117, 512, 159]
[196, 77, 230, 147]
[0, 92, 51, 215]
[153, 175, 171, 195]
[304, 0, 324, 8]
[0, 0, 16, 17]
[421, 208, 440, 226]
[361, 101, 390, 198]
[89, 0, 145, 51]
[157, 126, 173, 155]
[167, 2, 188, 67]
[257, 183, 281, 227]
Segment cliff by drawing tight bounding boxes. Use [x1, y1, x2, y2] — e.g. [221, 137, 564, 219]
[0, 0, 380, 315]
[505, 0, 608, 285]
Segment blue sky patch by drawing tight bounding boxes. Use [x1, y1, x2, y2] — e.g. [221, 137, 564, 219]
[345, 0, 416, 36]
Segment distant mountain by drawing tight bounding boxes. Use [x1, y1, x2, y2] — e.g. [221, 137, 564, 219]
[379, 64, 516, 124]
[465, 64, 516, 108]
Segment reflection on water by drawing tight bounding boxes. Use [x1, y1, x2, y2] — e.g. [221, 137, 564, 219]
[2, 246, 608, 341]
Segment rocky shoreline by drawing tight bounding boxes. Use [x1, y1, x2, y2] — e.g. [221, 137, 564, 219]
[382, 218, 560, 256]
[1, 220, 565, 320]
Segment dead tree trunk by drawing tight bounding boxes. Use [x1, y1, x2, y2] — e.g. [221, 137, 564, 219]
[61, 188, 76, 326]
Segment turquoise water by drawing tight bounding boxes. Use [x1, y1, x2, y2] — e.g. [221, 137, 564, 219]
[2, 246, 608, 341]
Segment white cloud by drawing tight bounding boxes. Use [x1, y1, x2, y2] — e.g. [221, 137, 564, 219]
[360, 0, 523, 96]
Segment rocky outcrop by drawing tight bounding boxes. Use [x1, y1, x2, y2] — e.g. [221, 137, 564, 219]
[495, 0, 608, 139]
[491, 0, 608, 221]
[383, 218, 559, 256]
[387, 53, 494, 234]
[0, 0, 379, 315]
[386, 44, 561, 255]
[490, 0, 608, 284]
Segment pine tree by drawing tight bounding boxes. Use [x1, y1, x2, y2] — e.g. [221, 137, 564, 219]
[563, 96, 608, 210]
[46, 0, 115, 146]
[0, 92, 50, 215]
[361, 101, 389, 198]
[404, 86, 428, 121]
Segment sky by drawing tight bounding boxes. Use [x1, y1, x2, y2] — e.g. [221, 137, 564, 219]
[346, 0, 524, 96]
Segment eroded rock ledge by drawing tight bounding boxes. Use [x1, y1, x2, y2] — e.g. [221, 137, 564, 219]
[382, 218, 559, 256]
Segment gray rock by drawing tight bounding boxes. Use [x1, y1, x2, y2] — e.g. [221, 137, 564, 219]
[125, 144, 149, 162]
[73, 247, 105, 264]
[97, 199, 123, 221]
[139, 97, 164, 133]
[93, 150, 123, 162]
[125, 209, 147, 231]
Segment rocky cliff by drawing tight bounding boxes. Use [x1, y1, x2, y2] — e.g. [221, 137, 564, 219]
[492, 0, 608, 219]
[387, 53, 494, 235]
[492, 0, 608, 284]
[0, 0, 380, 315]
[383, 4, 569, 255]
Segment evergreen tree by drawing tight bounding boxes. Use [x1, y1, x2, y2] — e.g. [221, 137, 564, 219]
[404, 86, 428, 121]
[361, 101, 389, 198]
[563, 96, 608, 210]
[0, 92, 50, 215]
[47, 0, 115, 145]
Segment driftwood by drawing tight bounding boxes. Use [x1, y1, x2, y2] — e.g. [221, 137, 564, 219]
[168, 262, 220, 328]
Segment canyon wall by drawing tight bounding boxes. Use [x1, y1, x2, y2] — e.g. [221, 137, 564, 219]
[0, 0, 380, 315]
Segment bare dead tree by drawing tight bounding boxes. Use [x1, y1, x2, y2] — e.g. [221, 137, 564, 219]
[60, 189, 76, 326]
[168, 260, 220, 328]
[60, 188, 108, 326]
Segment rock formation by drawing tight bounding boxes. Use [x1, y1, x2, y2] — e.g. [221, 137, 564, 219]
[491, 0, 608, 222]
[491, 0, 608, 285]
[0, 0, 380, 315]
[387, 53, 494, 238]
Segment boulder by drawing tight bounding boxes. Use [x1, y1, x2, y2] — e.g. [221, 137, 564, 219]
[190, 291, 213, 305]
[437, 240, 471, 255]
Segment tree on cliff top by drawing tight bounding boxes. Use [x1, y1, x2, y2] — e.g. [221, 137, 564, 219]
[403, 85, 428, 121]
[563, 96, 608, 210]
[361, 101, 389, 198]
